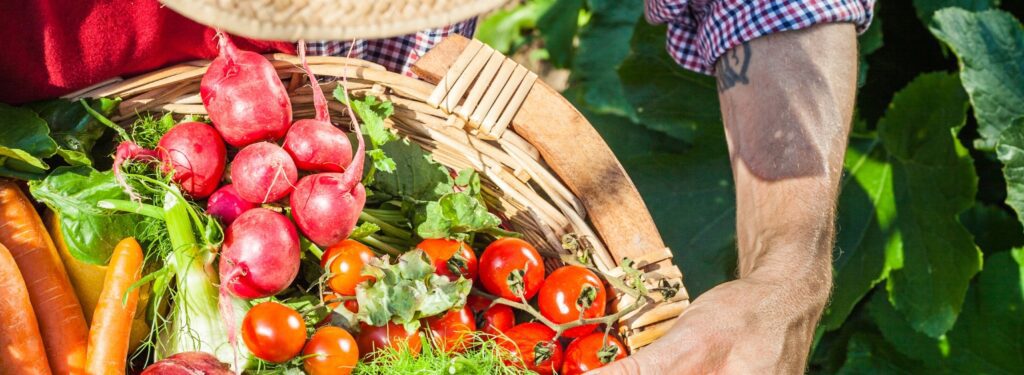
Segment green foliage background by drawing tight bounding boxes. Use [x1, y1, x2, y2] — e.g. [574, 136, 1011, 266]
[478, 1, 1024, 372]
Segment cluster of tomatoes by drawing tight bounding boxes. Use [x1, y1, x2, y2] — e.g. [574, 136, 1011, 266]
[238, 237, 628, 374]
[469, 237, 628, 375]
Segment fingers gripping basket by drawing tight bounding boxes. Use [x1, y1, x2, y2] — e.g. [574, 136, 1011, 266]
[66, 35, 689, 353]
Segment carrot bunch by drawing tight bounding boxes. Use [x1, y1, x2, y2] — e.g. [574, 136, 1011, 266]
[0, 180, 89, 374]
[0, 181, 143, 375]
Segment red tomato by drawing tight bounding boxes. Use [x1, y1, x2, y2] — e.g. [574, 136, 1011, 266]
[466, 294, 515, 336]
[416, 239, 478, 280]
[478, 238, 545, 301]
[241, 302, 307, 363]
[537, 265, 607, 338]
[356, 322, 422, 358]
[423, 305, 476, 352]
[562, 333, 627, 375]
[324, 292, 359, 313]
[322, 240, 376, 295]
[499, 322, 563, 375]
[303, 326, 359, 375]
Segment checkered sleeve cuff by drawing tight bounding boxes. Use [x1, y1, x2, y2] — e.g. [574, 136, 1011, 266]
[651, 0, 875, 75]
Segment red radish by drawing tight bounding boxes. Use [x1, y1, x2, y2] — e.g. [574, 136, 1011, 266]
[141, 352, 232, 375]
[112, 141, 159, 201]
[289, 41, 368, 247]
[112, 122, 225, 199]
[230, 142, 298, 204]
[200, 34, 292, 147]
[206, 185, 256, 225]
[283, 121, 353, 172]
[156, 122, 227, 198]
[219, 208, 300, 299]
[282, 42, 354, 173]
[290, 173, 367, 247]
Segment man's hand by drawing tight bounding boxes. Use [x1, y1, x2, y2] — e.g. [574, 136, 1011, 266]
[591, 22, 858, 374]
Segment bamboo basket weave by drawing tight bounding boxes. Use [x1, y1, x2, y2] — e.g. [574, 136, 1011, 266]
[65, 36, 689, 353]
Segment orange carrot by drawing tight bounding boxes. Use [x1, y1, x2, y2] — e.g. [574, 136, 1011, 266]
[0, 180, 88, 375]
[86, 237, 143, 375]
[0, 241, 53, 375]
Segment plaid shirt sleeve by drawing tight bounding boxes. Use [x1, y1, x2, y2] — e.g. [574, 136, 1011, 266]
[305, 18, 478, 77]
[646, 0, 875, 75]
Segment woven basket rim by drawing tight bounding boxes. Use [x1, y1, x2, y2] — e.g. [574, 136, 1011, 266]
[159, 0, 506, 41]
[68, 52, 688, 352]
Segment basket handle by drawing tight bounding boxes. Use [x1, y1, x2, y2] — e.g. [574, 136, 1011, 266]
[412, 35, 668, 266]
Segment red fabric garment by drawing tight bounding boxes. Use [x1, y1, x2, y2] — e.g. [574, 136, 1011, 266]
[0, 0, 296, 104]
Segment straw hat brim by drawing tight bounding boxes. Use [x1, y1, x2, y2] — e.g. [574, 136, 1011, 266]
[159, 0, 506, 41]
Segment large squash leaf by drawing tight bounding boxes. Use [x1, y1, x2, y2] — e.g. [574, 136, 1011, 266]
[880, 73, 982, 338]
[929, 9, 1024, 150]
[864, 249, 1024, 374]
[913, 0, 994, 25]
[570, 0, 643, 119]
[618, 22, 721, 142]
[820, 136, 900, 332]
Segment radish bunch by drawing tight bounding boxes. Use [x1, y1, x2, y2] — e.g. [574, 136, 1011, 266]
[113, 35, 367, 301]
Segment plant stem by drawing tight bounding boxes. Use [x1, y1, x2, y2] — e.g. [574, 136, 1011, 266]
[361, 208, 407, 222]
[98, 199, 165, 220]
[360, 211, 413, 240]
[376, 234, 414, 248]
[302, 237, 324, 259]
[482, 226, 522, 239]
[80, 99, 130, 140]
[358, 235, 402, 256]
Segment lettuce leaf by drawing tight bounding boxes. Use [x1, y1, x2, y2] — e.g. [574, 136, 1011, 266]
[27, 98, 119, 167]
[0, 103, 58, 179]
[29, 166, 140, 265]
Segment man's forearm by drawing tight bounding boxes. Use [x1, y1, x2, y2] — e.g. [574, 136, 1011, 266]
[718, 23, 858, 309]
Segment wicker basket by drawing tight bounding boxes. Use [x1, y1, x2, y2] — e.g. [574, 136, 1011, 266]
[65, 35, 689, 353]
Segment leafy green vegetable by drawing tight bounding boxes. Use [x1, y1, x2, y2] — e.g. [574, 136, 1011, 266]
[349, 221, 382, 240]
[344, 250, 471, 331]
[28, 98, 118, 165]
[130, 112, 178, 149]
[353, 333, 528, 375]
[350, 94, 397, 148]
[929, 9, 1024, 150]
[155, 186, 252, 367]
[28, 166, 138, 265]
[416, 170, 502, 241]
[341, 90, 399, 181]
[618, 22, 721, 142]
[880, 73, 981, 338]
[0, 103, 58, 179]
[372, 139, 452, 202]
[27, 98, 119, 166]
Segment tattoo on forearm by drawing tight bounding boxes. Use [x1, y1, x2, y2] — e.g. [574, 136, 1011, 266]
[717, 42, 752, 92]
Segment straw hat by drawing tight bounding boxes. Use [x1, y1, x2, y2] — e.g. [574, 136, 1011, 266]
[159, 0, 507, 41]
